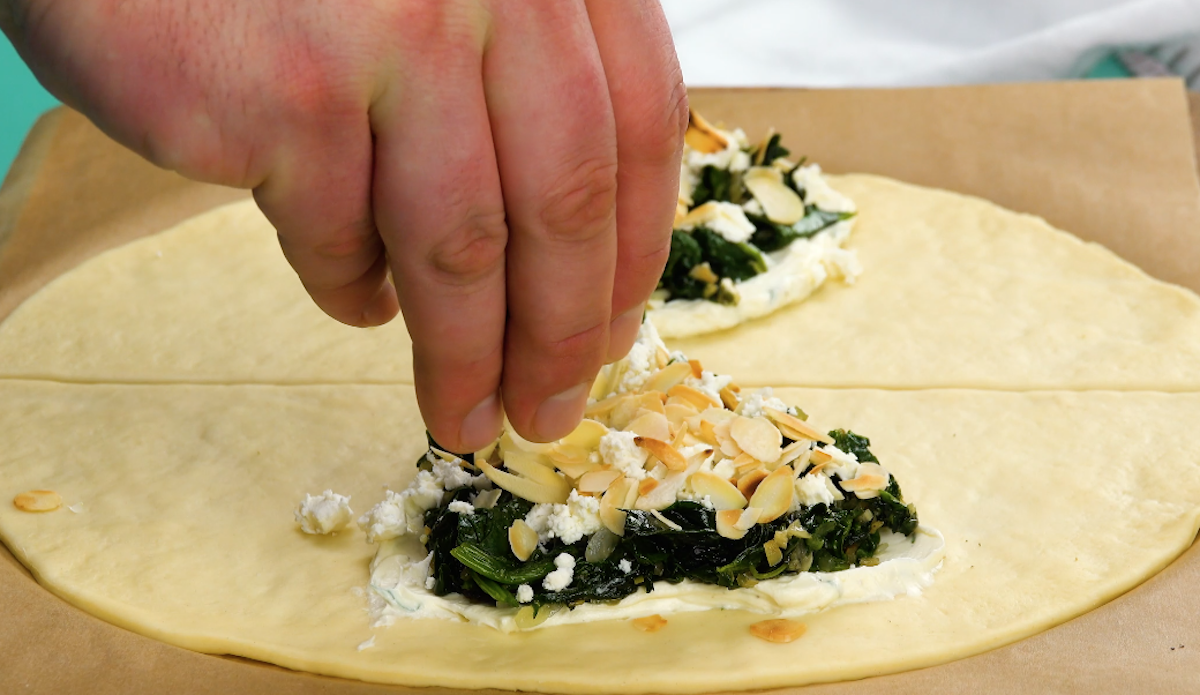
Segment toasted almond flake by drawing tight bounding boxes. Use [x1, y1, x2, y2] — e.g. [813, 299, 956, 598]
[670, 421, 689, 448]
[736, 469, 769, 498]
[810, 448, 833, 465]
[716, 509, 749, 540]
[638, 392, 668, 414]
[732, 452, 761, 474]
[765, 407, 834, 445]
[668, 384, 722, 411]
[509, 519, 539, 561]
[13, 490, 61, 513]
[632, 614, 668, 633]
[655, 346, 670, 369]
[547, 444, 598, 479]
[638, 478, 659, 496]
[665, 403, 697, 429]
[634, 437, 687, 472]
[578, 469, 622, 493]
[696, 419, 720, 446]
[777, 440, 811, 469]
[763, 540, 784, 567]
[600, 477, 634, 536]
[719, 387, 740, 411]
[842, 474, 889, 496]
[734, 506, 763, 531]
[750, 619, 807, 644]
[748, 466, 795, 523]
[627, 411, 670, 442]
[501, 428, 554, 455]
[730, 416, 784, 463]
[690, 471, 748, 510]
[687, 359, 704, 379]
[685, 109, 729, 154]
[475, 439, 499, 465]
[714, 419, 743, 458]
[644, 361, 693, 394]
[743, 166, 807, 225]
[479, 460, 570, 505]
[585, 393, 629, 420]
[560, 419, 608, 451]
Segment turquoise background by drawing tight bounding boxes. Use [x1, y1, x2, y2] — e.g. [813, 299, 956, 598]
[0, 41, 1131, 180]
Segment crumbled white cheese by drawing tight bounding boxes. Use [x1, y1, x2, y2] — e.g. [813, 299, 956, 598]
[684, 128, 749, 171]
[792, 163, 856, 213]
[358, 472, 444, 543]
[738, 388, 790, 420]
[618, 340, 655, 394]
[729, 150, 751, 172]
[542, 553, 577, 592]
[684, 370, 733, 404]
[795, 472, 844, 507]
[430, 457, 484, 490]
[517, 584, 535, 604]
[742, 198, 764, 216]
[821, 444, 862, 480]
[599, 431, 650, 480]
[294, 490, 353, 535]
[677, 201, 756, 244]
[447, 500, 475, 516]
[618, 559, 633, 574]
[524, 490, 604, 545]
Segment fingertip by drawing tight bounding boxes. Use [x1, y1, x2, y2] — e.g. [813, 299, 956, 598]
[528, 381, 590, 443]
[458, 391, 504, 453]
[359, 278, 400, 327]
[605, 303, 644, 363]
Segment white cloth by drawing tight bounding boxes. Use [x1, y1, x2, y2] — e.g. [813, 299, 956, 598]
[662, 0, 1200, 86]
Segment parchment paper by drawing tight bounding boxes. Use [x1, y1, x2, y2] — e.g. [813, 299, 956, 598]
[2, 79, 1199, 694]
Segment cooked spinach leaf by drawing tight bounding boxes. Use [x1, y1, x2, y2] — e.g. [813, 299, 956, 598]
[756, 133, 790, 166]
[691, 166, 737, 206]
[749, 208, 855, 252]
[420, 432, 919, 610]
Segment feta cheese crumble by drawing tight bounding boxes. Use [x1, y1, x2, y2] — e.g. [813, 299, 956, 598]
[294, 490, 353, 535]
[542, 553, 577, 592]
[516, 584, 534, 604]
[447, 500, 475, 516]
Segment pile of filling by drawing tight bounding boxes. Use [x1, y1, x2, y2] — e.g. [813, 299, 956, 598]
[649, 110, 861, 337]
[358, 323, 932, 629]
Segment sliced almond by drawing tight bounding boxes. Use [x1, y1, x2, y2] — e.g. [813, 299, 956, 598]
[474, 439, 499, 465]
[638, 478, 659, 496]
[655, 345, 670, 369]
[600, 477, 634, 536]
[644, 361, 693, 394]
[713, 419, 743, 458]
[689, 471, 747, 510]
[743, 166, 806, 225]
[764, 407, 834, 445]
[13, 489, 61, 513]
[636, 471, 689, 511]
[687, 359, 704, 379]
[627, 411, 670, 442]
[639, 391, 668, 414]
[631, 614, 668, 633]
[669, 421, 690, 448]
[578, 469, 622, 494]
[716, 509, 749, 540]
[684, 108, 729, 154]
[547, 444, 599, 479]
[730, 416, 783, 463]
[719, 386, 740, 411]
[734, 506, 763, 531]
[763, 539, 784, 567]
[748, 466, 795, 523]
[508, 519, 539, 561]
[634, 437, 687, 472]
[501, 450, 559, 484]
[776, 440, 811, 469]
[500, 428, 553, 455]
[732, 452, 762, 475]
[585, 393, 630, 421]
[695, 419, 720, 447]
[810, 448, 833, 465]
[560, 418, 608, 451]
[749, 619, 807, 644]
[479, 460, 570, 505]
[668, 384, 722, 411]
[736, 468, 769, 498]
[664, 403, 697, 429]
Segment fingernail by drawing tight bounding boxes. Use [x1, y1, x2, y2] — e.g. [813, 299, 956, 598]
[605, 303, 645, 363]
[360, 281, 398, 327]
[459, 391, 502, 452]
[533, 382, 590, 442]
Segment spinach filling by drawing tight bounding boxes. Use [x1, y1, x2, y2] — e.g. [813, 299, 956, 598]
[662, 134, 857, 304]
[420, 429, 918, 612]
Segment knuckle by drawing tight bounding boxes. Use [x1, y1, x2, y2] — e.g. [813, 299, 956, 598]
[624, 75, 688, 164]
[526, 318, 609, 365]
[426, 209, 509, 287]
[536, 156, 619, 244]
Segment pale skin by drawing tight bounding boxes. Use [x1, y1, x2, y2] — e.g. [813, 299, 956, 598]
[0, 0, 686, 453]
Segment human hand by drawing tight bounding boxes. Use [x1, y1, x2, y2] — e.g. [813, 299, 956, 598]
[1, 0, 686, 452]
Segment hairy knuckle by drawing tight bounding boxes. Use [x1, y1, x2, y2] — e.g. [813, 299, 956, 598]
[537, 157, 618, 244]
[427, 210, 509, 286]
